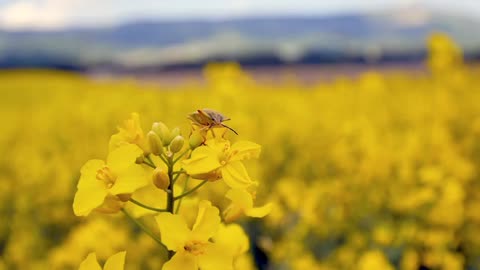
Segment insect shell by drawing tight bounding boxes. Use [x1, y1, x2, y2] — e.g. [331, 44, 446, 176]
[188, 109, 238, 135]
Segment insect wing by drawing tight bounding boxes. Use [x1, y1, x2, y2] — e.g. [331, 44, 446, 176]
[188, 110, 212, 126]
[201, 109, 229, 123]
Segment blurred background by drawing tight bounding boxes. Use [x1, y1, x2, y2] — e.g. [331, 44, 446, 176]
[0, 0, 480, 79]
[1, 0, 480, 270]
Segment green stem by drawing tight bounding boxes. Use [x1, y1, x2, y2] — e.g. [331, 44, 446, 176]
[158, 154, 168, 165]
[146, 155, 157, 168]
[129, 198, 168, 212]
[173, 149, 190, 164]
[166, 156, 175, 260]
[121, 208, 168, 251]
[143, 160, 156, 169]
[174, 180, 208, 201]
[175, 176, 190, 214]
[166, 160, 174, 213]
[172, 171, 185, 185]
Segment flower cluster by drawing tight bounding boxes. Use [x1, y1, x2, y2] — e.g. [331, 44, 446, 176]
[73, 110, 271, 269]
[2, 34, 480, 270]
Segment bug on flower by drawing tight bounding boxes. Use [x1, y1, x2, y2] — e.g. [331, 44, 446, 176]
[188, 108, 238, 135]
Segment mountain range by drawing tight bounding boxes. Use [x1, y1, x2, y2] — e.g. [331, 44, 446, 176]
[0, 7, 479, 70]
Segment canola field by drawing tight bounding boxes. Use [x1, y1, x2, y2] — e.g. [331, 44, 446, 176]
[0, 34, 480, 270]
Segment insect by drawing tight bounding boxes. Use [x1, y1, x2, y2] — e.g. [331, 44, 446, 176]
[188, 108, 238, 135]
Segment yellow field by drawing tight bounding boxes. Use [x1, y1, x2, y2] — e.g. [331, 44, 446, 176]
[0, 34, 480, 270]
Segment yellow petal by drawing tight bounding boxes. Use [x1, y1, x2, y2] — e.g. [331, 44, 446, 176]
[163, 251, 197, 270]
[198, 243, 234, 270]
[234, 254, 256, 270]
[182, 146, 221, 175]
[155, 213, 190, 251]
[108, 133, 129, 152]
[73, 186, 108, 216]
[78, 253, 102, 270]
[206, 138, 229, 153]
[94, 194, 124, 214]
[126, 184, 167, 218]
[109, 165, 148, 195]
[225, 189, 253, 210]
[246, 203, 273, 218]
[192, 200, 221, 241]
[214, 224, 250, 256]
[221, 161, 254, 189]
[107, 144, 143, 172]
[177, 197, 200, 229]
[229, 141, 261, 161]
[109, 113, 146, 152]
[77, 159, 105, 189]
[74, 159, 108, 216]
[104, 251, 126, 270]
[222, 205, 243, 223]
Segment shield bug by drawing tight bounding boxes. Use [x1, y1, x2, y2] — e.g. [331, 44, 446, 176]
[188, 109, 238, 135]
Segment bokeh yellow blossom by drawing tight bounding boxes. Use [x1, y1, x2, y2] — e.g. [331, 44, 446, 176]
[78, 251, 126, 270]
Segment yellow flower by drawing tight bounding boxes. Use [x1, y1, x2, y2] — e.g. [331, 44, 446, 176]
[223, 188, 272, 222]
[182, 139, 260, 189]
[234, 254, 257, 270]
[78, 251, 126, 270]
[357, 250, 394, 270]
[109, 113, 149, 152]
[213, 223, 254, 270]
[124, 183, 168, 218]
[291, 253, 323, 270]
[213, 223, 250, 258]
[73, 144, 148, 216]
[155, 200, 233, 270]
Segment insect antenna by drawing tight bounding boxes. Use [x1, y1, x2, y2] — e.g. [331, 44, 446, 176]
[221, 124, 238, 135]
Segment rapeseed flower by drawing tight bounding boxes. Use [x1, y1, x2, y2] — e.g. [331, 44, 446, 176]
[73, 144, 148, 216]
[223, 188, 272, 222]
[182, 139, 260, 189]
[155, 200, 233, 270]
[109, 113, 149, 152]
[357, 250, 394, 270]
[212, 223, 249, 258]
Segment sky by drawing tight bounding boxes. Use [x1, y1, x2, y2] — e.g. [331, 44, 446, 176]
[0, 0, 479, 30]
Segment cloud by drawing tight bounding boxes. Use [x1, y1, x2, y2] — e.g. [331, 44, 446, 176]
[0, 0, 478, 30]
[0, 0, 405, 30]
[0, 0, 88, 29]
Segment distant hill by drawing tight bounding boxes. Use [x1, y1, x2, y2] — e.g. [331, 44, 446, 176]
[0, 7, 479, 70]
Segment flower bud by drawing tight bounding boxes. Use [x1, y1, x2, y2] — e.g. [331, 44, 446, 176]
[147, 131, 163, 155]
[166, 127, 181, 144]
[152, 168, 170, 190]
[163, 127, 180, 147]
[171, 127, 181, 136]
[116, 193, 132, 202]
[135, 155, 145, 164]
[152, 122, 170, 142]
[169, 135, 185, 153]
[189, 131, 204, 149]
